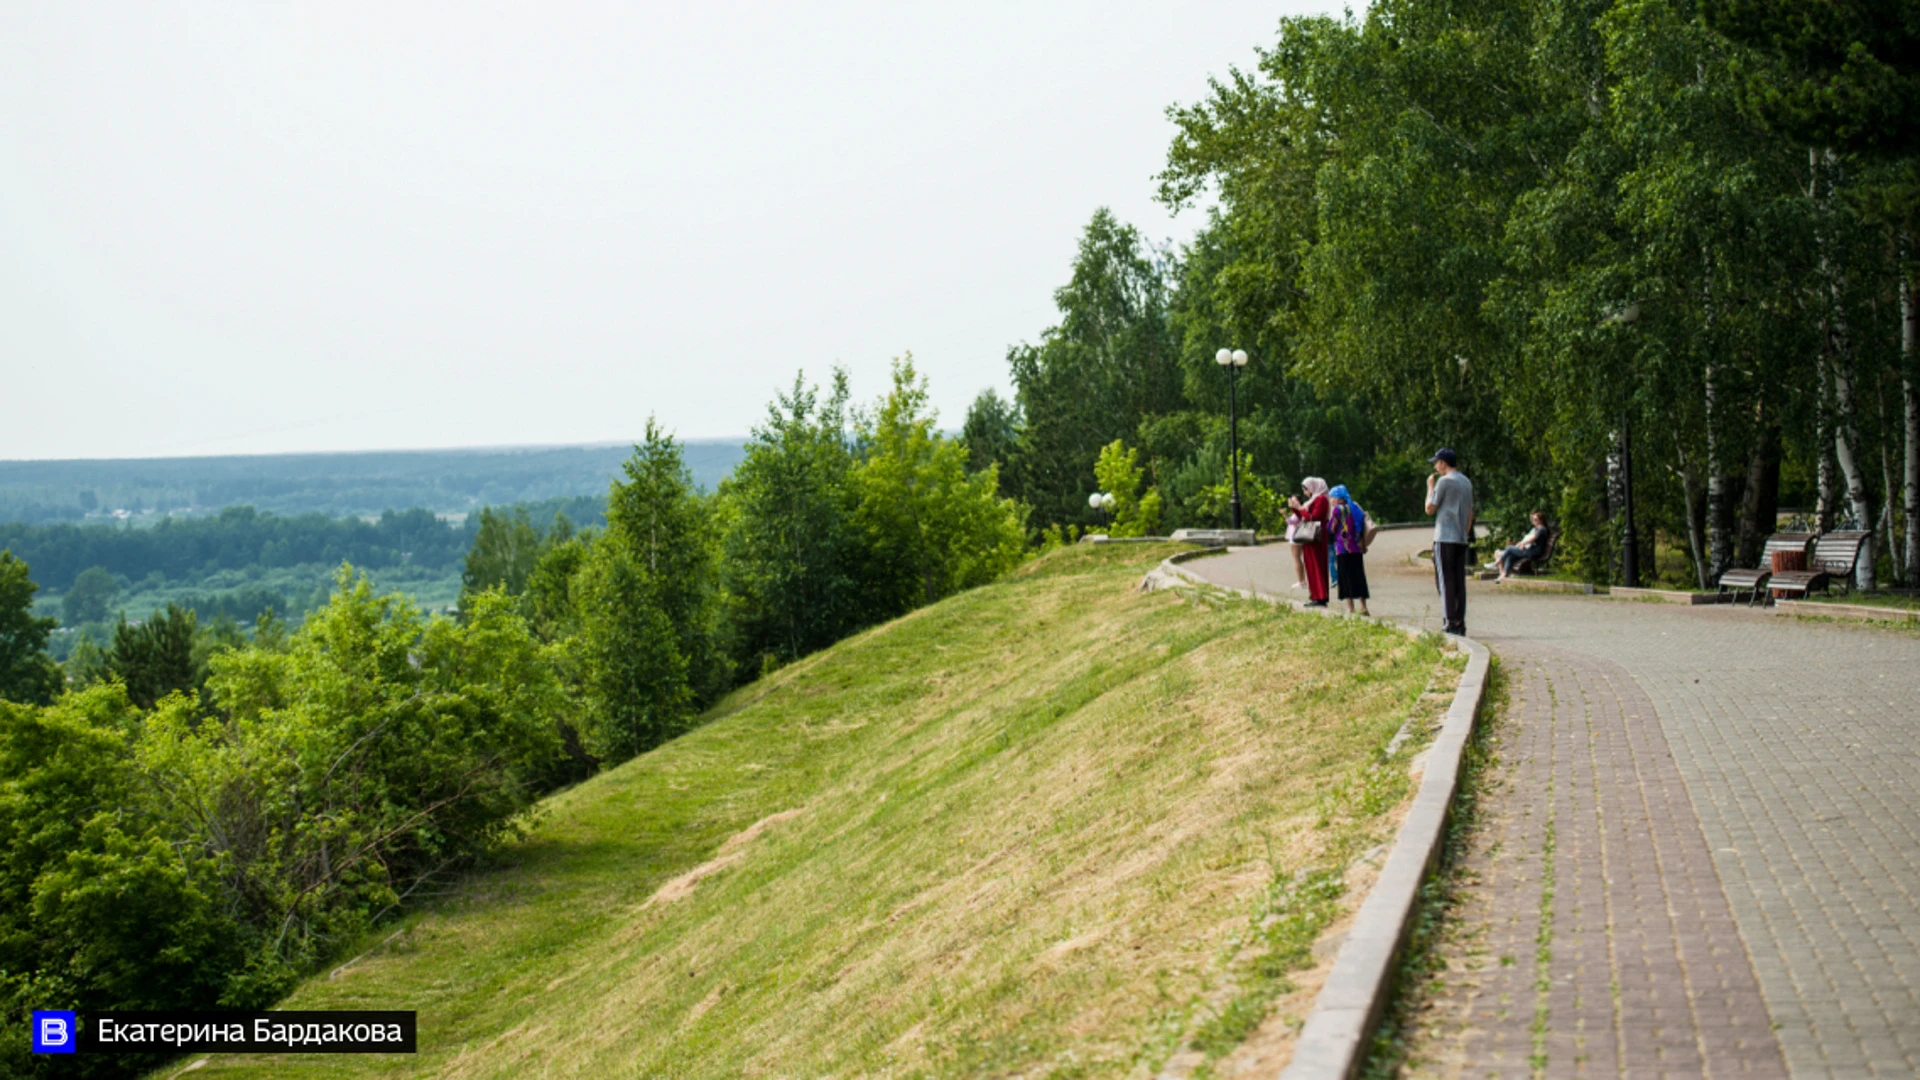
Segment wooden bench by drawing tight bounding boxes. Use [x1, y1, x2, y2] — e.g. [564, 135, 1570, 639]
[1768, 530, 1871, 601]
[1716, 532, 1814, 606]
[1511, 529, 1558, 576]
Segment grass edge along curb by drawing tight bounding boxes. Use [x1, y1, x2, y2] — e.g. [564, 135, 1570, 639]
[1356, 657, 1506, 1079]
[1773, 598, 1920, 624]
[1144, 552, 1493, 1080]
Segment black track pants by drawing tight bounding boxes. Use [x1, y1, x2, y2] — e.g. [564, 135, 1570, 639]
[1433, 541, 1469, 634]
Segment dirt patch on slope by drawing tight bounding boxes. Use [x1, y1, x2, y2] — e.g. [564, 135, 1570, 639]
[642, 807, 807, 908]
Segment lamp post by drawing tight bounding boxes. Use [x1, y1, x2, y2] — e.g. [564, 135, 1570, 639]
[1215, 348, 1249, 530]
[1089, 491, 1115, 531]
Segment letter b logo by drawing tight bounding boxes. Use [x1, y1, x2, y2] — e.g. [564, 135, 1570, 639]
[31, 1011, 76, 1054]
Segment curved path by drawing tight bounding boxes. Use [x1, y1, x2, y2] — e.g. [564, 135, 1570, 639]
[1185, 530, 1920, 1078]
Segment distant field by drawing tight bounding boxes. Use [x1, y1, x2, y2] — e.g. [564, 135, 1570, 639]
[0, 440, 747, 525]
[181, 543, 1455, 1079]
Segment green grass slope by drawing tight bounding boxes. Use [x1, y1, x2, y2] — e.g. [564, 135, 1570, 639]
[184, 544, 1449, 1079]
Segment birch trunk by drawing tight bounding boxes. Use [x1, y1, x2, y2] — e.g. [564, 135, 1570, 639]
[1829, 345, 1879, 589]
[1701, 249, 1734, 581]
[1674, 437, 1710, 590]
[1817, 357, 1838, 531]
[1829, 346, 1878, 589]
[1901, 255, 1919, 585]
[1880, 388, 1901, 587]
[1812, 151, 1838, 533]
[1705, 363, 1735, 580]
[1812, 147, 1875, 588]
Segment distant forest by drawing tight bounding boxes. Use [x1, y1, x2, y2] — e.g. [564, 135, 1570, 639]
[3, 496, 606, 659]
[0, 441, 746, 525]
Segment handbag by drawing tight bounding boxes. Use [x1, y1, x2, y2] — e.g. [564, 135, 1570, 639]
[1293, 519, 1323, 544]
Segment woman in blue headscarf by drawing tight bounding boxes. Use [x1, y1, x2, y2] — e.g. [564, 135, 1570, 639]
[1328, 484, 1371, 615]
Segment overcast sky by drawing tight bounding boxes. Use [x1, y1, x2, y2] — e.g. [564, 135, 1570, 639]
[2, 2, 1336, 461]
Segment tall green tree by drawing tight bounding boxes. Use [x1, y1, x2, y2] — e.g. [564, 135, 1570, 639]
[0, 551, 62, 705]
[572, 535, 692, 764]
[572, 422, 721, 763]
[720, 371, 864, 669]
[960, 388, 1022, 480]
[459, 507, 560, 614]
[1155, 19, 1475, 527]
[523, 532, 590, 644]
[605, 420, 723, 700]
[1705, 0, 1920, 162]
[108, 605, 199, 710]
[62, 565, 119, 626]
[1006, 210, 1183, 527]
[851, 359, 1027, 615]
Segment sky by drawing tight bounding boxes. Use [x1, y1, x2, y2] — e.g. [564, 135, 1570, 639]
[1, 2, 1338, 461]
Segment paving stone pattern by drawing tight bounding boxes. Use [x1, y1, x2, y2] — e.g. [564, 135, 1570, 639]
[1403, 641, 1786, 1078]
[1186, 535, 1920, 1077]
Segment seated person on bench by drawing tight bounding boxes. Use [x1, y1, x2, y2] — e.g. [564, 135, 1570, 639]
[1492, 510, 1550, 582]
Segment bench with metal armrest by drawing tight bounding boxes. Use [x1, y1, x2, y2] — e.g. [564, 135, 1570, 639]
[1766, 530, 1870, 600]
[1715, 532, 1814, 606]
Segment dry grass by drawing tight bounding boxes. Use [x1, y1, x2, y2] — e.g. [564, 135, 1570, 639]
[181, 543, 1451, 1080]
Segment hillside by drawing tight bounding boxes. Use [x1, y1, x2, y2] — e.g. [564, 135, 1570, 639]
[182, 544, 1453, 1079]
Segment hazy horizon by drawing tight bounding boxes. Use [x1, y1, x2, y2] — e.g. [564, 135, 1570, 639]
[2, 2, 1339, 462]
[0, 435, 753, 467]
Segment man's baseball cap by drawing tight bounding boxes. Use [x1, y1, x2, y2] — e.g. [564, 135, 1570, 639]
[1429, 448, 1459, 466]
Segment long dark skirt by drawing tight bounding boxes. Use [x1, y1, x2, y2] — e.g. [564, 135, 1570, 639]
[1335, 552, 1370, 600]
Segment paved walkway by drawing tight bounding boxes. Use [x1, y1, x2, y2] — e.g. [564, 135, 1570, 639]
[1185, 532, 1920, 1078]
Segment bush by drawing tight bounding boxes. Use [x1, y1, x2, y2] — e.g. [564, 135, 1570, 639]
[0, 572, 566, 1077]
[1092, 440, 1164, 537]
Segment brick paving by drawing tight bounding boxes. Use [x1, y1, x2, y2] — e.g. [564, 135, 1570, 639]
[1400, 641, 1785, 1077]
[1185, 533, 1920, 1077]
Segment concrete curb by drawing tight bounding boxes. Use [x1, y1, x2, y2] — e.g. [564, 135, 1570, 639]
[1489, 577, 1595, 595]
[1772, 599, 1920, 624]
[1605, 586, 1729, 605]
[1142, 553, 1492, 1080]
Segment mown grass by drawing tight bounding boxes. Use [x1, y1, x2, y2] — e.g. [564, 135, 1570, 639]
[179, 543, 1449, 1080]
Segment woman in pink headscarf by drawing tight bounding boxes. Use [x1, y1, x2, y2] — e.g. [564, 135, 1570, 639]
[1288, 477, 1331, 606]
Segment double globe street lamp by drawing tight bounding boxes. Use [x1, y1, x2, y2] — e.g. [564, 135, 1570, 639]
[1214, 348, 1249, 530]
[1088, 490, 1116, 531]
